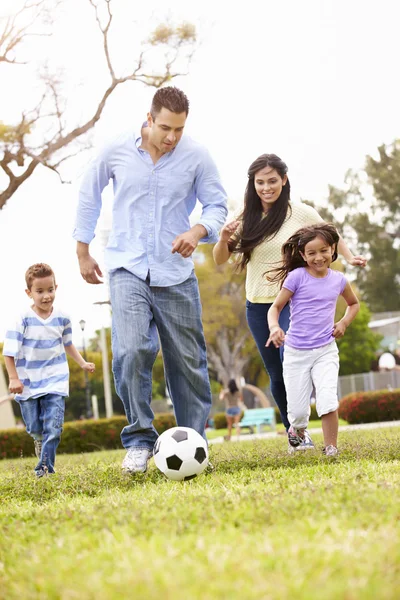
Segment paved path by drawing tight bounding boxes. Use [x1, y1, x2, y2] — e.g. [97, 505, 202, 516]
[208, 420, 400, 445]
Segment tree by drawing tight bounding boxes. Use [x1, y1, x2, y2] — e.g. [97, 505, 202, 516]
[0, 0, 197, 208]
[335, 301, 382, 375]
[312, 140, 400, 312]
[195, 246, 261, 386]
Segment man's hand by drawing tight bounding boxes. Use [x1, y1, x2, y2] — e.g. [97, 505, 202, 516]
[347, 255, 367, 267]
[9, 378, 23, 394]
[78, 254, 103, 284]
[266, 326, 285, 348]
[333, 320, 347, 339]
[172, 227, 204, 258]
[219, 220, 240, 243]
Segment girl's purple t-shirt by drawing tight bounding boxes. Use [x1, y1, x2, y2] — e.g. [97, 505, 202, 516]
[283, 267, 347, 349]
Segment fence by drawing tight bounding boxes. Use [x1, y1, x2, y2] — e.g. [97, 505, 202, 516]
[338, 370, 400, 398]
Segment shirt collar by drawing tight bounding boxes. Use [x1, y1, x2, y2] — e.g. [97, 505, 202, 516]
[135, 121, 148, 149]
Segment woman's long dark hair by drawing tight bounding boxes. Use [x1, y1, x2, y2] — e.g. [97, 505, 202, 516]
[228, 379, 239, 394]
[266, 223, 339, 286]
[229, 154, 291, 270]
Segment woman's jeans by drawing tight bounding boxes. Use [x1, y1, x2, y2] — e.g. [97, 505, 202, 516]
[110, 269, 212, 450]
[246, 301, 290, 430]
[18, 394, 65, 473]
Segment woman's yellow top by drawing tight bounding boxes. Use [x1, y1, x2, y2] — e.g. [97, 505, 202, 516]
[244, 202, 323, 303]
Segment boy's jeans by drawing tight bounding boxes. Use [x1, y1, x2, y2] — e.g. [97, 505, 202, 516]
[18, 394, 65, 474]
[109, 268, 212, 450]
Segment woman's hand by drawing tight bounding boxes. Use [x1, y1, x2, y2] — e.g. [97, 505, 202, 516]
[219, 220, 240, 243]
[347, 255, 367, 267]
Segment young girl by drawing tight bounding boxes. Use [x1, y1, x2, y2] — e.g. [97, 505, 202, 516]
[219, 379, 243, 441]
[266, 223, 359, 456]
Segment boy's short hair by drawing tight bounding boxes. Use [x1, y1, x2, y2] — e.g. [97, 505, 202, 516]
[25, 263, 56, 289]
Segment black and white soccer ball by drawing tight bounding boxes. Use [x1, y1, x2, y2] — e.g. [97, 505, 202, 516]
[153, 426, 209, 481]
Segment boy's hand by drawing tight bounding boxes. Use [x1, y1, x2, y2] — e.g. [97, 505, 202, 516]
[9, 378, 23, 394]
[220, 220, 240, 243]
[333, 321, 347, 339]
[266, 327, 285, 348]
[82, 362, 95, 373]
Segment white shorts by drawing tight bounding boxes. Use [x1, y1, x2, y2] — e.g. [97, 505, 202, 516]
[283, 341, 339, 429]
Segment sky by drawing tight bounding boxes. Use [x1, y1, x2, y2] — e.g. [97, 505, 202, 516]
[0, 0, 399, 345]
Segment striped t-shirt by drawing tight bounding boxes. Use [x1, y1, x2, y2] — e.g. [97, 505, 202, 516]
[2, 307, 73, 401]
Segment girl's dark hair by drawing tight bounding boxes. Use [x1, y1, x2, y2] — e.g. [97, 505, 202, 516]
[229, 154, 291, 270]
[267, 223, 340, 286]
[228, 379, 239, 394]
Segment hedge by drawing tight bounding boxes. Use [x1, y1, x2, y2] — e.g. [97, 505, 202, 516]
[338, 389, 400, 424]
[0, 413, 177, 460]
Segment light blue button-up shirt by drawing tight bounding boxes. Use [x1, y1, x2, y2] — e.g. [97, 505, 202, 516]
[73, 128, 228, 286]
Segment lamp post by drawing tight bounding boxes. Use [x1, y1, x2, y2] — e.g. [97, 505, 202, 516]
[79, 319, 92, 419]
[93, 301, 113, 418]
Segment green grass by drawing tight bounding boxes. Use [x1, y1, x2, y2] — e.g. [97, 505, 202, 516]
[0, 428, 399, 599]
[206, 418, 348, 440]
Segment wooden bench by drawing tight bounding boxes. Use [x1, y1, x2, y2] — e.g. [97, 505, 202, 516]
[238, 407, 276, 433]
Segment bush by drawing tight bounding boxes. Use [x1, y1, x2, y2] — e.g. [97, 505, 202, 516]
[0, 413, 177, 460]
[213, 412, 227, 429]
[339, 389, 400, 424]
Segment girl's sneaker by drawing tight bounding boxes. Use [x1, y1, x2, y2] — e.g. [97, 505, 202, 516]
[324, 445, 338, 457]
[287, 426, 305, 448]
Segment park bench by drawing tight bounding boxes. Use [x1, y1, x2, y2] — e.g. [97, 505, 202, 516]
[238, 407, 276, 434]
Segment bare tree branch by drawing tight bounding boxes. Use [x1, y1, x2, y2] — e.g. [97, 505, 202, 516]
[0, 0, 198, 209]
[0, 0, 52, 64]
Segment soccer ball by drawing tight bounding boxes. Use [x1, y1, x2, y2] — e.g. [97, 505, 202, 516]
[153, 426, 209, 481]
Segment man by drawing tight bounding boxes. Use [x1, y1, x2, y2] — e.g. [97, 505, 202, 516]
[73, 87, 228, 473]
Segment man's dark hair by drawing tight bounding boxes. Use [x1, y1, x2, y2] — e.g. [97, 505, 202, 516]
[150, 86, 189, 118]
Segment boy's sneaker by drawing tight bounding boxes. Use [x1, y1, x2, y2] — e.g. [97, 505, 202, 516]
[287, 426, 305, 448]
[122, 447, 153, 473]
[34, 440, 42, 459]
[324, 445, 339, 457]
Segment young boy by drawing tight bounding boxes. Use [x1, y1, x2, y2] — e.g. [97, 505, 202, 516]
[2, 263, 95, 477]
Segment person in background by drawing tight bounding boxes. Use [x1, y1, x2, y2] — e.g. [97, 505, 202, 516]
[219, 379, 243, 441]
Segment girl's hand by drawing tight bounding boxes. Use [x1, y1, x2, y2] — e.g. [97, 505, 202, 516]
[9, 378, 23, 394]
[266, 327, 285, 348]
[82, 362, 96, 373]
[348, 255, 367, 267]
[219, 220, 240, 243]
[333, 321, 347, 338]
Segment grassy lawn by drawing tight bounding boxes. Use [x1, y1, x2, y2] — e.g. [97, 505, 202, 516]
[206, 418, 348, 440]
[0, 428, 399, 600]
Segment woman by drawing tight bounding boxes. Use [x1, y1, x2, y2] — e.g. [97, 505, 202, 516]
[219, 379, 243, 441]
[213, 154, 366, 449]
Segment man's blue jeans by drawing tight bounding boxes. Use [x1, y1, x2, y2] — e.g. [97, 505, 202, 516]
[18, 393, 65, 473]
[246, 301, 291, 430]
[109, 269, 212, 450]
